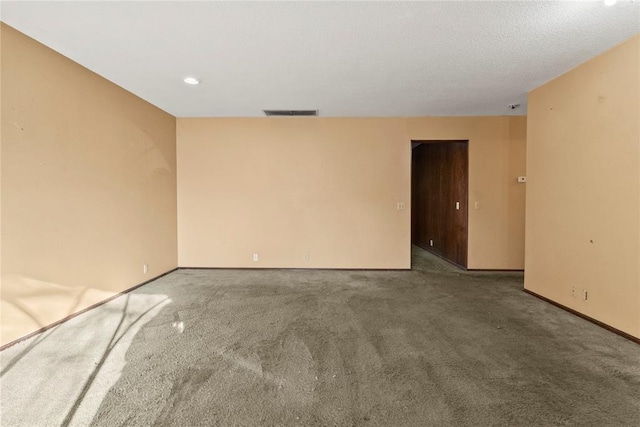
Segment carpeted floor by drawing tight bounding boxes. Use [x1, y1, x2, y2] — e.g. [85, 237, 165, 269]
[1, 247, 639, 426]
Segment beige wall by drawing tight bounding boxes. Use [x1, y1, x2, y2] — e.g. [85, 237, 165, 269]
[526, 35, 640, 339]
[178, 118, 412, 269]
[0, 25, 178, 346]
[178, 116, 527, 270]
[0, 22, 3, 333]
[407, 117, 527, 269]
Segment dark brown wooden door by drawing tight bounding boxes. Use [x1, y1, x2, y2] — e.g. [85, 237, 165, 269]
[412, 141, 468, 268]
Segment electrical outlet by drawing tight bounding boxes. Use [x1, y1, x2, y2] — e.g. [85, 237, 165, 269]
[397, 202, 406, 210]
[582, 290, 588, 301]
[252, 253, 259, 262]
[474, 201, 480, 210]
[303, 252, 309, 262]
[143, 264, 148, 274]
[429, 240, 434, 247]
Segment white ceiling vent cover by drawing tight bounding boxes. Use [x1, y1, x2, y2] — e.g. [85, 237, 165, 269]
[263, 110, 318, 116]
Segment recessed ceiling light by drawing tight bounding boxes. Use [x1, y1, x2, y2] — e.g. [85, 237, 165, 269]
[183, 76, 200, 85]
[604, 0, 616, 6]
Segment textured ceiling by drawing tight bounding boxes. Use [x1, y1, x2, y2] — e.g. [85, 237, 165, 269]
[1, 1, 639, 117]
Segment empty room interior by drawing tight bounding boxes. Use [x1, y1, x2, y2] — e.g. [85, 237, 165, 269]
[1, 1, 639, 426]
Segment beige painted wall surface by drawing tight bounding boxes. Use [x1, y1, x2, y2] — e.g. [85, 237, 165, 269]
[526, 35, 640, 339]
[0, 25, 178, 346]
[0, 22, 3, 326]
[406, 116, 527, 270]
[178, 118, 412, 269]
[178, 116, 526, 270]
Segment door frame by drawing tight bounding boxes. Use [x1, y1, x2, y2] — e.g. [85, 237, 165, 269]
[410, 139, 469, 269]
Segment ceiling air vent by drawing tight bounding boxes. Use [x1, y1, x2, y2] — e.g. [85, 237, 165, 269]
[263, 110, 318, 116]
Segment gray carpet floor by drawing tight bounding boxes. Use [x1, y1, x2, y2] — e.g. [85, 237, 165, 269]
[1, 247, 639, 426]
